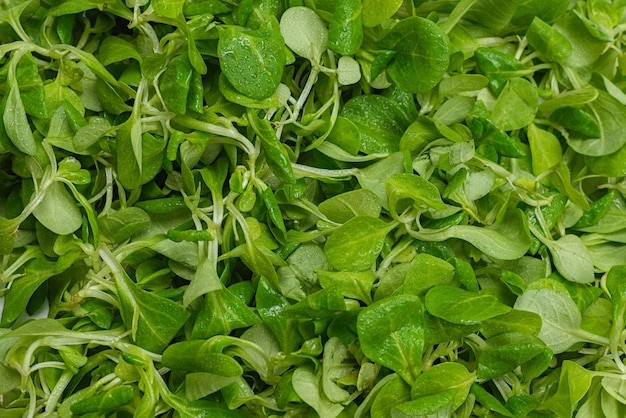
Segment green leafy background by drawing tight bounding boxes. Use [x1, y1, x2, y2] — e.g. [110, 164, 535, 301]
[1, 0, 626, 417]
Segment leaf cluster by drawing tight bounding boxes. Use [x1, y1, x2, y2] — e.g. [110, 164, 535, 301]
[1, 0, 626, 417]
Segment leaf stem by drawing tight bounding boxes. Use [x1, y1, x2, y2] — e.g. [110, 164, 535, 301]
[174, 116, 257, 156]
[44, 370, 73, 414]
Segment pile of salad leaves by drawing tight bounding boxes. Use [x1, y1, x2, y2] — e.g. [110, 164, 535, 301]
[2, 0, 626, 416]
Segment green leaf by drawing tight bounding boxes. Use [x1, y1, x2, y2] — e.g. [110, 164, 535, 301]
[474, 47, 526, 96]
[99, 207, 150, 243]
[325, 116, 361, 155]
[70, 385, 135, 415]
[527, 123, 562, 177]
[114, 267, 190, 353]
[183, 258, 222, 308]
[318, 189, 381, 224]
[539, 360, 594, 417]
[434, 96, 475, 125]
[378, 16, 450, 94]
[370, 374, 411, 416]
[337, 56, 361, 85]
[492, 78, 538, 131]
[16, 52, 47, 119]
[514, 280, 585, 354]
[292, 366, 344, 418]
[553, 12, 606, 67]
[98, 36, 142, 65]
[328, 0, 362, 55]
[219, 18, 285, 100]
[162, 340, 243, 376]
[321, 337, 353, 403]
[477, 332, 549, 380]
[567, 92, 626, 157]
[247, 109, 295, 184]
[545, 234, 595, 284]
[324, 216, 390, 271]
[191, 288, 261, 339]
[255, 278, 302, 353]
[341, 95, 410, 153]
[526, 16, 572, 62]
[32, 182, 83, 236]
[317, 270, 376, 304]
[279, 7, 327, 62]
[399, 117, 441, 153]
[361, 0, 402, 27]
[417, 208, 531, 260]
[1, 259, 58, 327]
[404, 253, 456, 296]
[3, 84, 37, 156]
[285, 286, 346, 319]
[425, 285, 511, 325]
[357, 294, 424, 383]
[470, 384, 515, 417]
[152, 0, 184, 18]
[385, 173, 447, 218]
[464, 0, 518, 30]
[480, 309, 543, 338]
[402, 362, 475, 414]
[159, 54, 193, 115]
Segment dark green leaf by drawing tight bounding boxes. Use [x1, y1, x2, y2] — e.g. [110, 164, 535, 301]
[328, 0, 362, 55]
[378, 16, 450, 94]
[341, 95, 410, 153]
[219, 18, 285, 100]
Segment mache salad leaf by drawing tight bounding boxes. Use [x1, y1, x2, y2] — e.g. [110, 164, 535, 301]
[1, 1, 625, 416]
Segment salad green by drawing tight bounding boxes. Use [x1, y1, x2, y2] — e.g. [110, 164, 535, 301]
[1, 0, 626, 416]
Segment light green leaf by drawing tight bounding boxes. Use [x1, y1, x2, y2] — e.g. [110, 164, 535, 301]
[357, 294, 424, 383]
[568, 92, 626, 157]
[514, 280, 584, 354]
[404, 253, 456, 296]
[539, 360, 594, 417]
[4, 85, 37, 156]
[324, 216, 390, 271]
[98, 36, 142, 65]
[32, 182, 83, 236]
[385, 173, 447, 218]
[477, 332, 549, 380]
[425, 285, 511, 325]
[279, 7, 327, 62]
[527, 123, 562, 177]
[114, 267, 191, 353]
[546, 235, 595, 284]
[292, 366, 344, 418]
[361, 0, 402, 27]
[318, 189, 382, 224]
[492, 78, 538, 131]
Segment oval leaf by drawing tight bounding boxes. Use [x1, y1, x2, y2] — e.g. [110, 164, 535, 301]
[219, 19, 286, 100]
[425, 285, 511, 325]
[357, 294, 424, 383]
[32, 182, 83, 235]
[324, 216, 390, 271]
[279, 7, 327, 62]
[514, 280, 583, 354]
[546, 234, 595, 283]
[379, 16, 450, 94]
